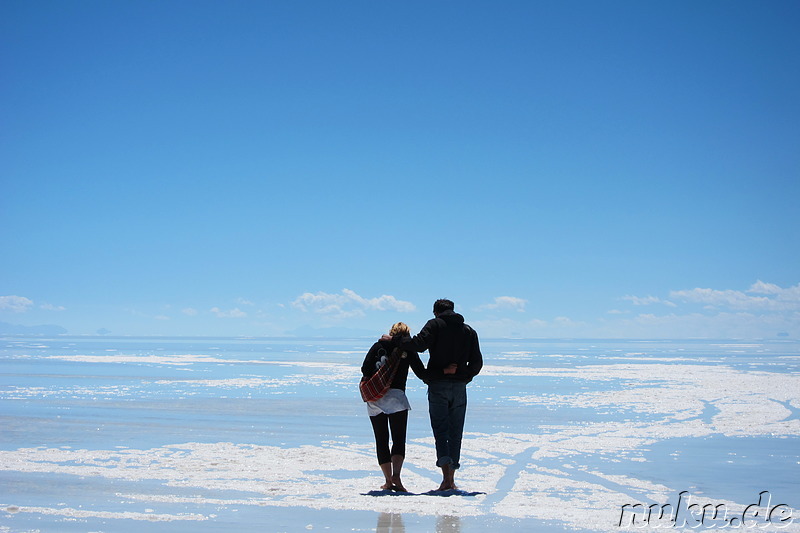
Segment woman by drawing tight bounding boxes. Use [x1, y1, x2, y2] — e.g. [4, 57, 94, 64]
[361, 322, 426, 492]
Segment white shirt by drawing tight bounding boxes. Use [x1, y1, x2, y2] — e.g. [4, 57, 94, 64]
[366, 388, 411, 416]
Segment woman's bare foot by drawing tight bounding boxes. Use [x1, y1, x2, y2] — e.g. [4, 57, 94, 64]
[390, 455, 405, 491]
[391, 476, 407, 492]
[379, 462, 394, 490]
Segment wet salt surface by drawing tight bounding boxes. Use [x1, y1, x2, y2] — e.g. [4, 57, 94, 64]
[1, 337, 799, 532]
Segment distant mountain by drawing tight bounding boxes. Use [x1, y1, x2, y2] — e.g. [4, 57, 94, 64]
[0, 322, 68, 335]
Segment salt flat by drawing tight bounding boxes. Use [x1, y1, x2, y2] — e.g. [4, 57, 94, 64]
[1, 337, 798, 532]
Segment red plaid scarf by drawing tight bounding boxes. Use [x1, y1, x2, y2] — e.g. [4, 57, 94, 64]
[359, 348, 403, 402]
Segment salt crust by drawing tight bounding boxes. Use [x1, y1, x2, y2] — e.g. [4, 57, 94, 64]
[2, 358, 361, 400]
[2, 361, 798, 531]
[3, 505, 205, 522]
[505, 363, 800, 437]
[154, 378, 284, 388]
[46, 354, 357, 369]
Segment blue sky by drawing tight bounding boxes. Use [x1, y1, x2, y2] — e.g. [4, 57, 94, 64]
[2, 0, 798, 339]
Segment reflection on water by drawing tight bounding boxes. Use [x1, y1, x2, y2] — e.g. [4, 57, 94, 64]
[376, 513, 461, 533]
[436, 515, 461, 532]
[377, 513, 404, 532]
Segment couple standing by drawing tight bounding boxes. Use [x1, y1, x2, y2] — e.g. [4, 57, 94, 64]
[360, 299, 483, 492]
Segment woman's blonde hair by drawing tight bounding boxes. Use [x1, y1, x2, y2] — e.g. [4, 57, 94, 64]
[389, 322, 410, 337]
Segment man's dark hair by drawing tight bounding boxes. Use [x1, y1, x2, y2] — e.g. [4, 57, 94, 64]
[433, 299, 455, 315]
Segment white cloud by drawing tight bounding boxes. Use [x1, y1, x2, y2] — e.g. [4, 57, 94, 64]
[235, 298, 255, 306]
[669, 281, 800, 311]
[471, 315, 587, 337]
[553, 316, 579, 327]
[479, 296, 527, 312]
[606, 311, 799, 339]
[748, 280, 784, 295]
[182, 308, 198, 316]
[210, 307, 247, 319]
[748, 280, 800, 304]
[609, 281, 800, 338]
[291, 289, 415, 319]
[0, 296, 65, 313]
[621, 295, 676, 307]
[669, 288, 765, 309]
[0, 295, 34, 313]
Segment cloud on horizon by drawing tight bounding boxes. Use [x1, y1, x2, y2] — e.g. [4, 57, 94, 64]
[292, 289, 415, 320]
[473, 281, 799, 338]
[478, 296, 528, 312]
[611, 280, 800, 338]
[1, 296, 66, 314]
[210, 307, 247, 319]
[669, 281, 800, 312]
[621, 295, 677, 307]
[0, 296, 35, 313]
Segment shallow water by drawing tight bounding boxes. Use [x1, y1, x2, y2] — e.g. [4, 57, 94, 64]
[1, 336, 798, 532]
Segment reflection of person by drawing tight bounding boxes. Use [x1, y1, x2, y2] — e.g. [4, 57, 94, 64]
[376, 512, 405, 533]
[382, 299, 482, 491]
[361, 322, 426, 492]
[436, 515, 461, 533]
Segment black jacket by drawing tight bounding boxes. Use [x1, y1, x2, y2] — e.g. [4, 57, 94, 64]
[361, 338, 426, 391]
[396, 310, 483, 383]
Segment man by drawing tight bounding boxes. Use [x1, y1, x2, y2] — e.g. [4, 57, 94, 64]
[382, 298, 483, 491]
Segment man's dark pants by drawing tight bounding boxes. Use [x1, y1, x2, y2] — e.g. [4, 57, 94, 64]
[427, 380, 468, 469]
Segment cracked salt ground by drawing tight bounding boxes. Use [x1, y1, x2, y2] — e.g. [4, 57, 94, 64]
[1, 338, 798, 532]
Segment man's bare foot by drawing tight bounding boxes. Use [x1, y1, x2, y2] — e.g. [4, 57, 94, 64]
[380, 481, 393, 490]
[436, 463, 457, 491]
[436, 481, 458, 491]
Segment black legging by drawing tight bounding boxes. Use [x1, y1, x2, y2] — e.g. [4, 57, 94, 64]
[369, 410, 408, 465]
